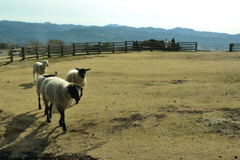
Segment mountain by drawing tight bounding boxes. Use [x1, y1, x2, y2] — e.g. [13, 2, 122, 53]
[0, 20, 239, 46]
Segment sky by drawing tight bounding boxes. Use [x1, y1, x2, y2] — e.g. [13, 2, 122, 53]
[0, 0, 239, 34]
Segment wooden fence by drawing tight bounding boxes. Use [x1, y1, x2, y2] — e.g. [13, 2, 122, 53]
[178, 42, 197, 52]
[0, 40, 217, 65]
[229, 43, 240, 52]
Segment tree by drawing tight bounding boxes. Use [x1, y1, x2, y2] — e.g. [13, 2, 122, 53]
[24, 39, 41, 46]
[0, 43, 9, 49]
[47, 39, 64, 45]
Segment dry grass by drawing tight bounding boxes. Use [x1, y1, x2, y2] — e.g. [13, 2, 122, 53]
[0, 51, 240, 159]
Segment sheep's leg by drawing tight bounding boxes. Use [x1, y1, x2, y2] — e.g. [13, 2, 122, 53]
[44, 101, 49, 116]
[38, 96, 41, 109]
[57, 108, 63, 126]
[49, 103, 53, 119]
[61, 110, 67, 131]
[58, 108, 67, 131]
[44, 103, 51, 123]
[80, 88, 83, 99]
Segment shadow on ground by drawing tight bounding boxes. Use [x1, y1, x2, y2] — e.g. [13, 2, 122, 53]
[18, 82, 35, 89]
[0, 110, 64, 159]
[0, 109, 99, 160]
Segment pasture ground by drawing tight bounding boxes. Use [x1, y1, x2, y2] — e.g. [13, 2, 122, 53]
[0, 51, 240, 159]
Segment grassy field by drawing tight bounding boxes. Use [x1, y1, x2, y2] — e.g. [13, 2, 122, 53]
[0, 51, 240, 159]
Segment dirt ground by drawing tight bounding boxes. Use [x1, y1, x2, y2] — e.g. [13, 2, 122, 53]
[0, 51, 240, 159]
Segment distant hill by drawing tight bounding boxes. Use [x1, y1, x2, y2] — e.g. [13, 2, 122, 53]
[0, 20, 239, 46]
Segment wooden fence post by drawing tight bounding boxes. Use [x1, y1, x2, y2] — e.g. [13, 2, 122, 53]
[112, 42, 115, 53]
[125, 41, 128, 53]
[150, 41, 153, 52]
[22, 47, 25, 60]
[48, 45, 51, 58]
[229, 43, 233, 52]
[86, 43, 89, 54]
[138, 41, 141, 52]
[61, 45, 64, 56]
[98, 42, 101, 54]
[73, 43, 76, 55]
[36, 46, 39, 59]
[10, 49, 13, 62]
[195, 42, 198, 52]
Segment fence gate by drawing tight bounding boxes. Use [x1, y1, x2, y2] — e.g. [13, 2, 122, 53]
[178, 42, 197, 51]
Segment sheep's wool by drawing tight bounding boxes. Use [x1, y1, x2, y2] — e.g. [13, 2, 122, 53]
[41, 77, 73, 110]
[66, 70, 86, 88]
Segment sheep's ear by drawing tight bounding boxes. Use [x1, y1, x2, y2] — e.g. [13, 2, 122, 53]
[76, 68, 80, 70]
[86, 68, 91, 71]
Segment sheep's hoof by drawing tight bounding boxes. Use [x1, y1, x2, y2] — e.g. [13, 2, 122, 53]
[47, 119, 51, 123]
[62, 126, 67, 132]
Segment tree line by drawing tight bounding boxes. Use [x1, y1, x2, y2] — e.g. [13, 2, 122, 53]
[0, 39, 64, 50]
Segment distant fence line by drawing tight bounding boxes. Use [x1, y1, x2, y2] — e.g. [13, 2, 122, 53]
[0, 41, 239, 65]
[229, 43, 240, 52]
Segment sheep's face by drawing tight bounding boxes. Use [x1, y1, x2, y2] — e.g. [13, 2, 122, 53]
[43, 60, 49, 66]
[76, 68, 91, 79]
[67, 84, 81, 104]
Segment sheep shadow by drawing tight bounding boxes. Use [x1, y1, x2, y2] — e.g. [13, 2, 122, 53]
[0, 109, 41, 148]
[0, 124, 64, 159]
[19, 82, 35, 89]
[0, 109, 65, 159]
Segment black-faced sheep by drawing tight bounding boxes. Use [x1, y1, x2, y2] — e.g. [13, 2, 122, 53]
[33, 60, 49, 82]
[66, 68, 91, 98]
[40, 77, 82, 131]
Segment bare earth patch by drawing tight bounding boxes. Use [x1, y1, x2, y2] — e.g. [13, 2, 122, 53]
[1, 52, 240, 159]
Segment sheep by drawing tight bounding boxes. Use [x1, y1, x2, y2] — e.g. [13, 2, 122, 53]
[41, 77, 82, 131]
[33, 60, 49, 82]
[66, 68, 91, 98]
[36, 71, 57, 110]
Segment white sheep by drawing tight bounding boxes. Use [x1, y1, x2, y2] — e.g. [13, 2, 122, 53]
[33, 60, 49, 82]
[66, 68, 91, 98]
[36, 71, 57, 110]
[41, 77, 82, 131]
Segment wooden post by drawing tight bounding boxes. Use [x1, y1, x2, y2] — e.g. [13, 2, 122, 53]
[125, 41, 128, 53]
[48, 45, 51, 58]
[61, 45, 64, 56]
[112, 42, 115, 53]
[73, 43, 76, 55]
[98, 42, 101, 54]
[229, 43, 233, 52]
[36, 46, 39, 59]
[195, 42, 198, 52]
[10, 49, 13, 62]
[86, 43, 89, 54]
[150, 41, 153, 52]
[138, 41, 141, 52]
[22, 47, 25, 60]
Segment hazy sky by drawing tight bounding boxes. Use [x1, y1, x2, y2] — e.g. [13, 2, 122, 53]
[0, 0, 239, 34]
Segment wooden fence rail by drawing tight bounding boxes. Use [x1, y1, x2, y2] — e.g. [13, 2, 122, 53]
[229, 43, 240, 52]
[0, 40, 202, 65]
